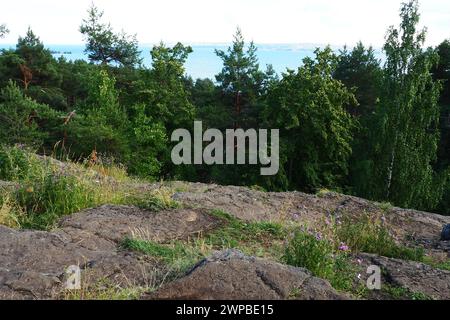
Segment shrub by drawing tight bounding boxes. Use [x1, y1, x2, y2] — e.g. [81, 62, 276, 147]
[284, 231, 335, 278]
[0, 145, 43, 181]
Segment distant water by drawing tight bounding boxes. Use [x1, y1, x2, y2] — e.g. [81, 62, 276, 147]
[0, 43, 383, 80]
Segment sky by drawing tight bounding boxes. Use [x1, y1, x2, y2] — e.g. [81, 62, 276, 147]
[0, 0, 449, 47]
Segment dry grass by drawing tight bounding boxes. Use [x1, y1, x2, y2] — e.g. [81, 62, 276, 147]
[0, 194, 24, 228]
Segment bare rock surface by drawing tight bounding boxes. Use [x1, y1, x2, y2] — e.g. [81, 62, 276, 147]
[0, 205, 223, 299]
[0, 224, 157, 299]
[358, 253, 450, 300]
[147, 249, 347, 300]
[59, 205, 221, 243]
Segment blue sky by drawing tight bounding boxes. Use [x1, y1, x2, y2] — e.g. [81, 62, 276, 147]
[0, 0, 449, 46]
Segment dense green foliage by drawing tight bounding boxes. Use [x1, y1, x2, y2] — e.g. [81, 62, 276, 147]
[0, 1, 449, 214]
[79, 5, 141, 67]
[355, 2, 445, 210]
[266, 48, 356, 191]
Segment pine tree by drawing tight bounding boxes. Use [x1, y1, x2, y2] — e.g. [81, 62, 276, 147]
[215, 28, 267, 129]
[80, 4, 141, 67]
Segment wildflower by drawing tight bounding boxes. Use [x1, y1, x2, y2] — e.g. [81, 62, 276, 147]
[315, 232, 322, 240]
[339, 242, 349, 251]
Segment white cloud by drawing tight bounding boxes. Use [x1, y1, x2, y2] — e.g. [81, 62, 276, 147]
[0, 0, 448, 46]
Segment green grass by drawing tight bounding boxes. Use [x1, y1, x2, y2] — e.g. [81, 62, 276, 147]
[121, 237, 209, 277]
[0, 145, 129, 229]
[336, 214, 425, 262]
[0, 145, 185, 230]
[422, 256, 450, 271]
[433, 260, 450, 271]
[122, 238, 183, 261]
[0, 193, 24, 228]
[283, 230, 357, 292]
[206, 210, 286, 257]
[122, 210, 289, 278]
[382, 285, 433, 300]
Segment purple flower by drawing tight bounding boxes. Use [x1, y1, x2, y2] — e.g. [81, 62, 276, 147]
[315, 232, 322, 240]
[339, 243, 349, 251]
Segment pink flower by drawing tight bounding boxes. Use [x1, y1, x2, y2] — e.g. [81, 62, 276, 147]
[339, 243, 349, 251]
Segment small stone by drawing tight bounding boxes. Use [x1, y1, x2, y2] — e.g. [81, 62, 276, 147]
[442, 224, 450, 241]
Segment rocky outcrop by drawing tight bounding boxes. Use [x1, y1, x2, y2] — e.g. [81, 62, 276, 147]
[0, 205, 223, 299]
[1, 181, 450, 300]
[0, 224, 157, 299]
[59, 205, 221, 243]
[358, 253, 450, 300]
[146, 249, 347, 300]
[171, 182, 450, 252]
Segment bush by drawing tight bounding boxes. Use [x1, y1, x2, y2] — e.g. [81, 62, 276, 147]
[284, 231, 335, 278]
[0, 145, 39, 181]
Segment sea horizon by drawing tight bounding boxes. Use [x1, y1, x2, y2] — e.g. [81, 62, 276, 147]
[0, 42, 384, 80]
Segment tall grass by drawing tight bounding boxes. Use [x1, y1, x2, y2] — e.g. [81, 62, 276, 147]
[336, 213, 424, 261]
[0, 145, 128, 230]
[283, 230, 357, 292]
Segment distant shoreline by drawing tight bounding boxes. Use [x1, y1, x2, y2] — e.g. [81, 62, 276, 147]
[0, 43, 384, 80]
